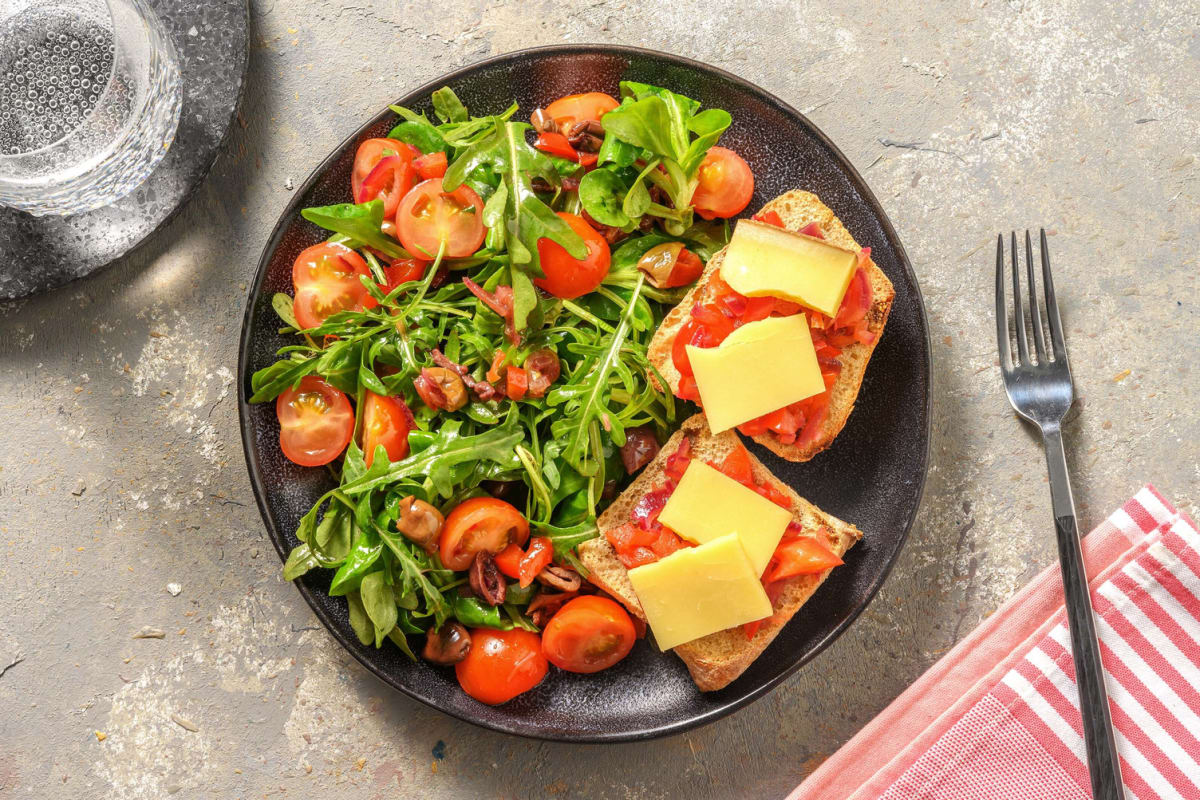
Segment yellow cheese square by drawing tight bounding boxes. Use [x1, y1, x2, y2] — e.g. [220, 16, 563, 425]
[657, 460, 790, 575]
[686, 314, 824, 433]
[628, 533, 773, 651]
[720, 219, 858, 316]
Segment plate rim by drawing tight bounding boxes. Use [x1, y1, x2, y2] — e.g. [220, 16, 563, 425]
[237, 43, 932, 743]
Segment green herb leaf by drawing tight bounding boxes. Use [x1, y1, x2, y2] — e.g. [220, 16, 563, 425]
[431, 87, 469, 123]
[346, 591, 374, 645]
[301, 200, 408, 259]
[578, 168, 633, 227]
[359, 570, 398, 648]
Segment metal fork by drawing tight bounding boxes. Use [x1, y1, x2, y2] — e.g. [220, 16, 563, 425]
[995, 230, 1126, 800]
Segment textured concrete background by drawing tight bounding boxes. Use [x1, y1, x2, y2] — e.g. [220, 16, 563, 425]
[2, 1, 1198, 798]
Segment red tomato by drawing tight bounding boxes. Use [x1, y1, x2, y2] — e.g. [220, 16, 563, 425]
[351, 138, 413, 200]
[517, 537, 553, 588]
[534, 213, 611, 299]
[544, 91, 619, 130]
[361, 392, 413, 466]
[291, 242, 374, 329]
[356, 154, 415, 218]
[666, 248, 704, 287]
[524, 349, 561, 398]
[692, 146, 754, 219]
[534, 131, 580, 161]
[505, 366, 528, 401]
[382, 257, 428, 291]
[413, 151, 447, 180]
[541, 596, 636, 674]
[494, 543, 523, 580]
[455, 629, 548, 705]
[440, 497, 531, 571]
[394, 179, 486, 259]
[763, 536, 843, 584]
[716, 444, 754, 486]
[275, 376, 354, 467]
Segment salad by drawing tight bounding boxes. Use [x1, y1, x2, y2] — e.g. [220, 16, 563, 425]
[250, 82, 755, 704]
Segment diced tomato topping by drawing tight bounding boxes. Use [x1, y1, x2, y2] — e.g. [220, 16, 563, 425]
[630, 488, 671, 532]
[486, 350, 506, 383]
[752, 210, 785, 228]
[762, 534, 843, 584]
[662, 437, 692, 485]
[716, 444, 753, 485]
[518, 537, 554, 588]
[668, 226, 878, 448]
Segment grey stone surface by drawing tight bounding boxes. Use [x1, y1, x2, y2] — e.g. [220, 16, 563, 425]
[1, 1, 1197, 798]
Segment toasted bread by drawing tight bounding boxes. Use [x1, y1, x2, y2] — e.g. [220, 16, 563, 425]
[578, 414, 861, 691]
[647, 190, 895, 461]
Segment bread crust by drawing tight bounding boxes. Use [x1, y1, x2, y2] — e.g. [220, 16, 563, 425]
[646, 190, 895, 461]
[577, 414, 861, 691]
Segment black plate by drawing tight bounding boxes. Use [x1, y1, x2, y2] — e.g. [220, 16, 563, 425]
[237, 45, 930, 742]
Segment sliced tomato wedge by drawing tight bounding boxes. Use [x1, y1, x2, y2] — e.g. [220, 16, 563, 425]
[505, 366, 528, 401]
[361, 392, 414, 466]
[356, 154, 415, 218]
[413, 150, 447, 180]
[692, 146, 754, 219]
[351, 138, 414, 201]
[494, 543, 523, 580]
[275, 376, 354, 467]
[382, 257, 428, 292]
[440, 497, 530, 571]
[544, 92, 619, 130]
[763, 535, 843, 584]
[517, 537, 553, 588]
[291, 242, 374, 329]
[394, 179, 486, 259]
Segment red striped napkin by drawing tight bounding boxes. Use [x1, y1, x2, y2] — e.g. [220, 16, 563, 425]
[788, 487, 1200, 800]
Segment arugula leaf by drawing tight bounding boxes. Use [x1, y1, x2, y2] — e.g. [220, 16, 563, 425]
[443, 119, 586, 330]
[546, 274, 647, 474]
[340, 422, 523, 498]
[301, 200, 408, 259]
[272, 293, 300, 330]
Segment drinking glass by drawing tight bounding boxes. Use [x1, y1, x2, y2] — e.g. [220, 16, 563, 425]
[0, 0, 181, 216]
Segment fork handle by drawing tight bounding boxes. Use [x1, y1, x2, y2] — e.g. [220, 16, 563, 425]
[1043, 426, 1126, 800]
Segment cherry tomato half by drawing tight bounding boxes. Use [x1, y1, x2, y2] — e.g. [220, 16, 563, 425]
[541, 596, 636, 674]
[455, 628, 548, 705]
[356, 153, 416, 218]
[291, 242, 374, 329]
[544, 92, 619, 131]
[394, 179, 486, 259]
[534, 213, 611, 299]
[276, 376, 354, 467]
[692, 146, 754, 219]
[440, 497, 531, 571]
[351, 138, 413, 201]
[361, 392, 414, 467]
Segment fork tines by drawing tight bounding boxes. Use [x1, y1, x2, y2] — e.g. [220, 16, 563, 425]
[995, 229, 1069, 372]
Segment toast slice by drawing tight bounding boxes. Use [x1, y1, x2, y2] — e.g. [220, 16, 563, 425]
[647, 190, 895, 461]
[578, 413, 861, 691]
